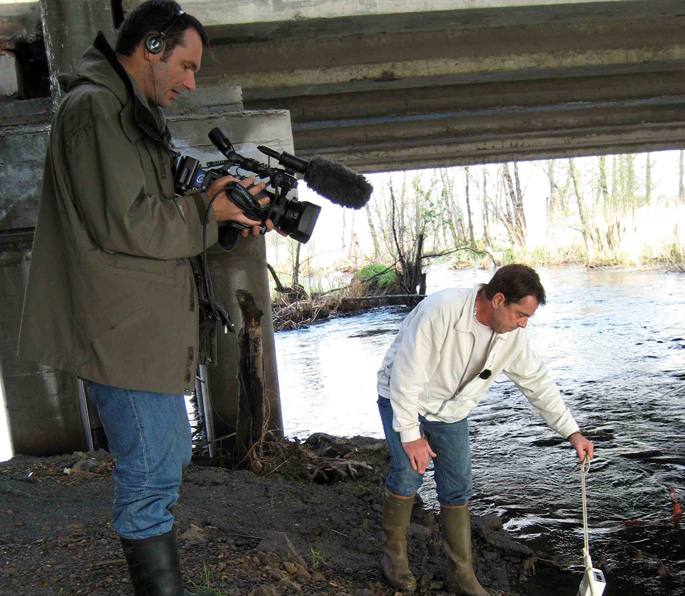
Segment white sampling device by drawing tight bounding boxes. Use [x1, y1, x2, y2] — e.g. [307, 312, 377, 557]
[577, 456, 606, 596]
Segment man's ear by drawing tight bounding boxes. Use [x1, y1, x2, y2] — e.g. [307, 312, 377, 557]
[141, 44, 162, 64]
[143, 50, 159, 64]
[492, 292, 506, 308]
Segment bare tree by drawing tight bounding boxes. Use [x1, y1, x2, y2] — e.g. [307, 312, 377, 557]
[678, 149, 685, 203]
[365, 203, 381, 259]
[568, 158, 595, 263]
[543, 160, 571, 226]
[464, 166, 476, 249]
[387, 177, 427, 294]
[480, 167, 492, 247]
[499, 163, 527, 247]
[439, 168, 467, 248]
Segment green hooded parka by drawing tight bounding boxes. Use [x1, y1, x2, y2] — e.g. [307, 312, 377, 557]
[18, 34, 219, 394]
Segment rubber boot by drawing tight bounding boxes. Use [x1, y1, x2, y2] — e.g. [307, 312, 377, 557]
[440, 505, 489, 596]
[380, 490, 417, 591]
[120, 530, 196, 596]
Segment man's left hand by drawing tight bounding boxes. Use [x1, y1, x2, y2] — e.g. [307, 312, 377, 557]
[568, 431, 594, 462]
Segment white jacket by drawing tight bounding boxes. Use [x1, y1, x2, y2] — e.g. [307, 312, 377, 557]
[377, 287, 580, 442]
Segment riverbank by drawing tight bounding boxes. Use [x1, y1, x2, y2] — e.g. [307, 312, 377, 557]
[0, 435, 580, 595]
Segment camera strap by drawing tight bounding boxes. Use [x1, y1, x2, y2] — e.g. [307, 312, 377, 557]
[226, 181, 263, 221]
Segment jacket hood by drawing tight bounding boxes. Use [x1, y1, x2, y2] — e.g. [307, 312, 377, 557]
[59, 32, 171, 149]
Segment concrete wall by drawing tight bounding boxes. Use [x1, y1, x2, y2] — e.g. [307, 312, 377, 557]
[0, 120, 49, 230]
[0, 52, 17, 95]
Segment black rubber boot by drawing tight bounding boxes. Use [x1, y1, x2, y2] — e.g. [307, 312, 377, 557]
[120, 530, 195, 596]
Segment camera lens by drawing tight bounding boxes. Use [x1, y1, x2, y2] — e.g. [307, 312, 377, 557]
[275, 200, 321, 243]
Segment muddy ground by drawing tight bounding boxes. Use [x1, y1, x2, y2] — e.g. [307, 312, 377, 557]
[0, 434, 581, 596]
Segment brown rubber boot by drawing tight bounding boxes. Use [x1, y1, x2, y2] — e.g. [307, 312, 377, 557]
[440, 505, 489, 596]
[380, 490, 417, 591]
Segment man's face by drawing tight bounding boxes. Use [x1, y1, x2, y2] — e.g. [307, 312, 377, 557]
[489, 293, 539, 333]
[149, 28, 202, 107]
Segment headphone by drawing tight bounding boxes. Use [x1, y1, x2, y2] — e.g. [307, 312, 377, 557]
[144, 7, 185, 55]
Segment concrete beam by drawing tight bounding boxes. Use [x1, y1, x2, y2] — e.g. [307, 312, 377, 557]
[152, 1, 685, 41]
[201, 16, 685, 99]
[249, 71, 685, 124]
[336, 124, 685, 172]
[4, 1, 683, 44]
[289, 95, 685, 172]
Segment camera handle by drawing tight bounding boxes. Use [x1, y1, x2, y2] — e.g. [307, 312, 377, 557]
[216, 181, 271, 251]
[225, 181, 265, 222]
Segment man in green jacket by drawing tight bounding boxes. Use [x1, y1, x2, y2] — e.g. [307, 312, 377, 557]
[18, 2, 267, 593]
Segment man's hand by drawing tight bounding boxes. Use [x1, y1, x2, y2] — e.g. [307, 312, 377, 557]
[207, 175, 273, 237]
[568, 431, 594, 462]
[402, 437, 437, 474]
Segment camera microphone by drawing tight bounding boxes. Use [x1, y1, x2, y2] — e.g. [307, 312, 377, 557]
[209, 128, 270, 176]
[258, 146, 373, 209]
[208, 127, 233, 157]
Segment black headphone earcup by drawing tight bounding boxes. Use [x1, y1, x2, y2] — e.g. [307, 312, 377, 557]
[145, 33, 164, 55]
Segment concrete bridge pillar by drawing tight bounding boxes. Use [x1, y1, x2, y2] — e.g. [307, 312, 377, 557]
[167, 106, 290, 450]
[38, 0, 116, 102]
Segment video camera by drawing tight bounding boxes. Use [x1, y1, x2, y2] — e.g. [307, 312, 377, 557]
[172, 128, 373, 248]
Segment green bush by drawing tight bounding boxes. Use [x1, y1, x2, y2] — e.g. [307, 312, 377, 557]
[355, 264, 399, 292]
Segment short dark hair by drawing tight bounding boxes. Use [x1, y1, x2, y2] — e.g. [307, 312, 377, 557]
[115, 0, 209, 58]
[482, 264, 546, 305]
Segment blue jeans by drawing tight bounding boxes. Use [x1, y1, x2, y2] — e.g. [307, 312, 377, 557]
[378, 396, 472, 506]
[87, 382, 192, 540]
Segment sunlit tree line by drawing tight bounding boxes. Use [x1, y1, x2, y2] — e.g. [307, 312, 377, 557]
[364, 151, 685, 271]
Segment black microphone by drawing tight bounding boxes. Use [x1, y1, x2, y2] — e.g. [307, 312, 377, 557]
[208, 127, 233, 157]
[479, 369, 492, 380]
[258, 146, 373, 209]
[209, 128, 271, 177]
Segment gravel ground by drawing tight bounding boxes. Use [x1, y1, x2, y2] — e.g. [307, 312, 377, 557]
[0, 435, 579, 595]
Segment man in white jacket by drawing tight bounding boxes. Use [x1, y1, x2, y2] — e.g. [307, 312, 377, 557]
[376, 264, 594, 595]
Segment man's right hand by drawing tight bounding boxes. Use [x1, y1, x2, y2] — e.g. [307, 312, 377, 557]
[402, 437, 437, 474]
[207, 175, 269, 236]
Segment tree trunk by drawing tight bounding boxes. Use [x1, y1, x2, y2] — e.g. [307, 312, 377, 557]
[464, 166, 476, 248]
[481, 168, 491, 247]
[512, 163, 527, 244]
[501, 163, 526, 247]
[365, 204, 381, 259]
[440, 169, 463, 247]
[678, 150, 685, 204]
[291, 241, 301, 290]
[568, 159, 593, 264]
[545, 160, 557, 227]
[235, 290, 267, 471]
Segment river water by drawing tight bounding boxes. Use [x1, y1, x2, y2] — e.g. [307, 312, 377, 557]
[275, 267, 685, 596]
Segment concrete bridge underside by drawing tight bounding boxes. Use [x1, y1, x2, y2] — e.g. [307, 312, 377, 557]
[3, 1, 685, 172]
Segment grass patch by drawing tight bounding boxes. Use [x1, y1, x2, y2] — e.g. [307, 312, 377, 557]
[191, 563, 225, 596]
